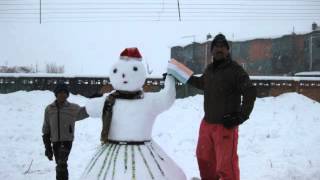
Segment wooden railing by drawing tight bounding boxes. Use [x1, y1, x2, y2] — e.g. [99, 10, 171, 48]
[1, 74, 320, 101]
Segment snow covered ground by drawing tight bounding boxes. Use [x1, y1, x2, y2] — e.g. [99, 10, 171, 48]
[0, 91, 320, 180]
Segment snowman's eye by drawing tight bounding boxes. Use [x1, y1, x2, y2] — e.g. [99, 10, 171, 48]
[133, 66, 138, 71]
[113, 68, 117, 73]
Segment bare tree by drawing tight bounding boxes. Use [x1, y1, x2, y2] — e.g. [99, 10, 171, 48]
[45, 63, 65, 73]
[0, 65, 34, 73]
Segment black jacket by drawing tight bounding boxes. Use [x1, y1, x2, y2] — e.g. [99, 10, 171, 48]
[187, 58, 256, 124]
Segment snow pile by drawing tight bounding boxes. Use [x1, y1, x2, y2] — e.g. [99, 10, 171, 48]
[0, 91, 320, 180]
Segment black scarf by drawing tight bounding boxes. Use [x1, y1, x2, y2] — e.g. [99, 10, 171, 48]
[100, 90, 144, 143]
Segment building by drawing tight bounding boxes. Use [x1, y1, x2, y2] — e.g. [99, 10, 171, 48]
[171, 23, 320, 76]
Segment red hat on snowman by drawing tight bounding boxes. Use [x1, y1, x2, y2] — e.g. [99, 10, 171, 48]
[120, 47, 142, 61]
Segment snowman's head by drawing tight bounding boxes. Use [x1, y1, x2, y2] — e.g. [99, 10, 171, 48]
[109, 48, 147, 92]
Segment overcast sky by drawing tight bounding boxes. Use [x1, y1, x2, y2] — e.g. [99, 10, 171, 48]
[0, 0, 319, 75]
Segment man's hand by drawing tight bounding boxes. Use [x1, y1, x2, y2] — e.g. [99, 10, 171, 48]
[222, 113, 247, 129]
[42, 134, 53, 161]
[45, 148, 53, 161]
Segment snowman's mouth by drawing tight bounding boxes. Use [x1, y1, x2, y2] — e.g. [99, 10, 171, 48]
[123, 81, 128, 84]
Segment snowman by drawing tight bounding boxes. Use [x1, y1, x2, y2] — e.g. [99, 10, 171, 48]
[81, 48, 186, 180]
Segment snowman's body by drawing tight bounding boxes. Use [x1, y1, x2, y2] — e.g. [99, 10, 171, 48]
[82, 48, 186, 180]
[108, 87, 174, 141]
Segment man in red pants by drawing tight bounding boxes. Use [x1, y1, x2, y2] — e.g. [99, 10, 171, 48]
[187, 34, 256, 180]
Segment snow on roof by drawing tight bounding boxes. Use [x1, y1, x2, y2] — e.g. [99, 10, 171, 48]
[190, 74, 320, 81]
[1, 73, 320, 81]
[0, 73, 164, 79]
[0, 73, 107, 78]
[294, 71, 320, 77]
[251, 76, 320, 81]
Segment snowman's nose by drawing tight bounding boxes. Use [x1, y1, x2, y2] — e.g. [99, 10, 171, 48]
[122, 73, 126, 78]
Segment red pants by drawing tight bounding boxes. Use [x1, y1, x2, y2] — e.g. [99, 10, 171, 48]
[196, 120, 240, 180]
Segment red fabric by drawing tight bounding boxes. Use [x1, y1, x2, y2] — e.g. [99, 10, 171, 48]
[196, 120, 240, 180]
[120, 47, 142, 60]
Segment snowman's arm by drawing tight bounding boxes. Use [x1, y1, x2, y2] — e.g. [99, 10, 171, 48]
[151, 75, 176, 113]
[85, 96, 105, 118]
